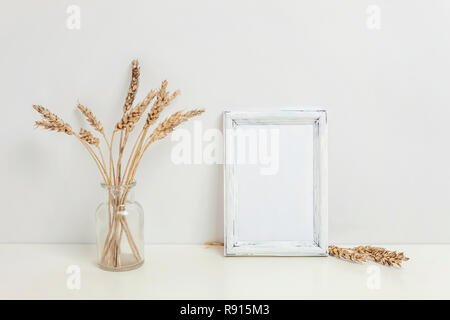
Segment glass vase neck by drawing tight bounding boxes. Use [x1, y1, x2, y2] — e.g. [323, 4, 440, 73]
[101, 181, 136, 190]
[101, 182, 136, 201]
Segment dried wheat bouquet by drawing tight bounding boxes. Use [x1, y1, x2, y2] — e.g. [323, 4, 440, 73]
[33, 60, 204, 270]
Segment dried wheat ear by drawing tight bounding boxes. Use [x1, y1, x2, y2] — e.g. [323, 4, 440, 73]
[328, 245, 410, 267]
[204, 242, 410, 267]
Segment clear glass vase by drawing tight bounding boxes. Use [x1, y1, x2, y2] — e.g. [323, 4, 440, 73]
[95, 182, 144, 271]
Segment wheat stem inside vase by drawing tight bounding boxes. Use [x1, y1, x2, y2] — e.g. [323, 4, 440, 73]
[112, 202, 121, 267]
[100, 187, 142, 267]
[102, 216, 141, 265]
[100, 190, 116, 262]
[101, 190, 120, 264]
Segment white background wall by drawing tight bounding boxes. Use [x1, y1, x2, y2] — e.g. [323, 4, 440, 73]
[1, 0, 449, 244]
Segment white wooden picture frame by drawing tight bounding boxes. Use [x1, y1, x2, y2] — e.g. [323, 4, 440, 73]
[223, 110, 328, 256]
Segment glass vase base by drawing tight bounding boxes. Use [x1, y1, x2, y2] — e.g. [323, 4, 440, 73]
[98, 256, 144, 272]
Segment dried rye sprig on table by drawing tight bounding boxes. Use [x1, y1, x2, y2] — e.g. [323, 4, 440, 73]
[202, 242, 409, 267]
[329, 245, 409, 267]
[351, 246, 410, 267]
[328, 245, 367, 263]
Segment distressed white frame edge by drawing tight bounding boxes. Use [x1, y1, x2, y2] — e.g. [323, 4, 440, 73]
[223, 110, 328, 257]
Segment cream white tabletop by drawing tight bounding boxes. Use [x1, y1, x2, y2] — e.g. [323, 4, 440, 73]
[0, 244, 447, 299]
